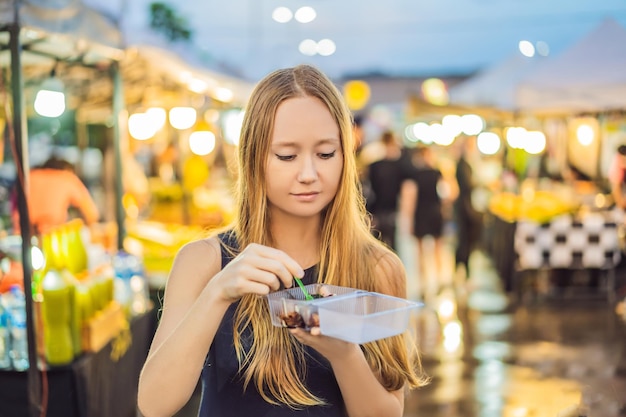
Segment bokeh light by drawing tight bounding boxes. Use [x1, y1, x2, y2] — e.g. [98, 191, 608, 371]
[272, 7, 292, 23]
[295, 6, 316, 23]
[536, 40, 550, 56]
[189, 131, 216, 156]
[477, 132, 501, 155]
[222, 109, 245, 146]
[128, 112, 157, 140]
[421, 78, 449, 106]
[524, 131, 546, 154]
[460, 114, 484, 135]
[169, 107, 197, 130]
[518, 40, 535, 57]
[317, 39, 336, 56]
[343, 80, 371, 111]
[576, 124, 594, 146]
[299, 39, 318, 56]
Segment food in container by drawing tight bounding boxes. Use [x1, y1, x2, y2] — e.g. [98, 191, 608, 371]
[266, 284, 422, 343]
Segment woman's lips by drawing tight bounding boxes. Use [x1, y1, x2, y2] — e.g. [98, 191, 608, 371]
[292, 192, 319, 202]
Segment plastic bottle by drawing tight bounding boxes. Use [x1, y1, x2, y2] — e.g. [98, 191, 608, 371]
[6, 285, 29, 371]
[42, 229, 82, 358]
[128, 254, 150, 316]
[59, 270, 81, 357]
[49, 227, 66, 271]
[90, 265, 114, 315]
[113, 251, 149, 316]
[62, 220, 88, 275]
[113, 251, 133, 316]
[41, 270, 75, 366]
[0, 294, 12, 370]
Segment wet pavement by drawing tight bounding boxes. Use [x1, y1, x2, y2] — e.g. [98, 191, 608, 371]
[401, 235, 626, 417]
[167, 234, 626, 417]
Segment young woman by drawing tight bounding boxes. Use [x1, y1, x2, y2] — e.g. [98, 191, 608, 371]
[137, 65, 427, 417]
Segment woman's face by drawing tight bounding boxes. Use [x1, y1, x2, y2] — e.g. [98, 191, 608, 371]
[265, 96, 343, 220]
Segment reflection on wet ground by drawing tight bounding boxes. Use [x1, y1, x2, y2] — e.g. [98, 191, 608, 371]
[402, 242, 626, 417]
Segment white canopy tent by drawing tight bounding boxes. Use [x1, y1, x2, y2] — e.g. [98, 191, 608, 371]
[517, 18, 626, 115]
[448, 52, 546, 112]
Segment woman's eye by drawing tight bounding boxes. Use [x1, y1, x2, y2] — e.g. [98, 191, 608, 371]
[319, 151, 336, 159]
[276, 154, 296, 161]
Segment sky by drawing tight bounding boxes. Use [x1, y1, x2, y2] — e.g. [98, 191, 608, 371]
[85, 0, 626, 82]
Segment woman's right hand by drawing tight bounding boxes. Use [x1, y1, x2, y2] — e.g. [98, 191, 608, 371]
[208, 243, 304, 303]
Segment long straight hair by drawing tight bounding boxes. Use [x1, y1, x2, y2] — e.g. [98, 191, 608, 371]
[227, 65, 426, 407]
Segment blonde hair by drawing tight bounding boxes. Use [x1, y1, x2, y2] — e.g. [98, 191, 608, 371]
[225, 64, 426, 407]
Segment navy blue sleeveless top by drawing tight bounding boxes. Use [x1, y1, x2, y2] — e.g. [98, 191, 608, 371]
[197, 232, 345, 417]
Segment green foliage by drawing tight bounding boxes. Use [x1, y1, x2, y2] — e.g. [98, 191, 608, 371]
[149, 2, 193, 42]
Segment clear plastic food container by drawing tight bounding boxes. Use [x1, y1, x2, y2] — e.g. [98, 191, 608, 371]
[266, 284, 358, 329]
[314, 292, 422, 344]
[266, 284, 422, 344]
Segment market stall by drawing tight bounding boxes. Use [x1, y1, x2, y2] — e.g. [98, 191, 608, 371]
[1, 2, 256, 412]
[486, 185, 622, 301]
[0, 2, 145, 416]
[114, 43, 253, 286]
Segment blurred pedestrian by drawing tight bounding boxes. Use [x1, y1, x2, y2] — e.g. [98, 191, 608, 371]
[408, 146, 445, 294]
[454, 136, 482, 280]
[365, 130, 416, 251]
[11, 156, 100, 235]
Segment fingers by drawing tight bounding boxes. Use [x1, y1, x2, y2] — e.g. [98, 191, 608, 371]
[224, 244, 305, 298]
[289, 327, 309, 342]
[244, 244, 305, 288]
[288, 327, 322, 348]
[289, 327, 320, 339]
[250, 256, 297, 290]
[238, 264, 286, 292]
[309, 327, 321, 336]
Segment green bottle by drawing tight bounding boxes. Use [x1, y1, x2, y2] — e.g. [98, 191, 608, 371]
[41, 270, 74, 366]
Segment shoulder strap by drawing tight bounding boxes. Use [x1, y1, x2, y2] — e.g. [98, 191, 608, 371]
[217, 230, 239, 269]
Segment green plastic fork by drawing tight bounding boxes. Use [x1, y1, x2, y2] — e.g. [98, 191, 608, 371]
[293, 276, 314, 301]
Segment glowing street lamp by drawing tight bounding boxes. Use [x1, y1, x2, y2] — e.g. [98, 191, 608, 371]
[34, 75, 65, 118]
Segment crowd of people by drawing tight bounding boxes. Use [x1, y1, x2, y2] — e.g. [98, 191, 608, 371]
[359, 128, 483, 300]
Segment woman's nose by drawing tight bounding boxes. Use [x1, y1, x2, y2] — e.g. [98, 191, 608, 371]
[297, 156, 318, 183]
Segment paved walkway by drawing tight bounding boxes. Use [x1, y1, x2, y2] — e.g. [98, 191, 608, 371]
[400, 231, 626, 417]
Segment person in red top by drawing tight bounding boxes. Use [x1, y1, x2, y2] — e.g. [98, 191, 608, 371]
[11, 156, 100, 235]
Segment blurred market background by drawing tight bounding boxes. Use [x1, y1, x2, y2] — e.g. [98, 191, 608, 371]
[0, 1, 626, 416]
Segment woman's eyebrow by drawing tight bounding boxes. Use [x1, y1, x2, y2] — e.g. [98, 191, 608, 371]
[272, 139, 296, 146]
[271, 141, 299, 147]
[318, 138, 340, 145]
[271, 138, 339, 147]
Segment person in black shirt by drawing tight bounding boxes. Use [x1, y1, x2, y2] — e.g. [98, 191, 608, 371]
[365, 130, 416, 251]
[454, 136, 482, 279]
[410, 147, 445, 288]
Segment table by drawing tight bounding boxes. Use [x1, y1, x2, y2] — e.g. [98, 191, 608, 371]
[485, 210, 623, 301]
[0, 308, 156, 417]
[514, 211, 622, 271]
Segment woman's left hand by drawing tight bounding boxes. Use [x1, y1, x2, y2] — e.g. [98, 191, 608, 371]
[289, 327, 361, 363]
